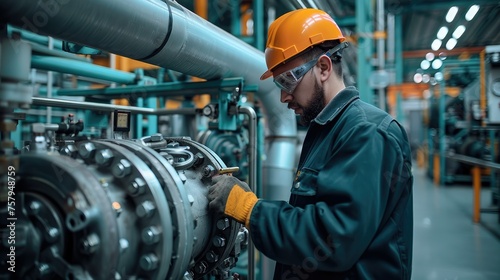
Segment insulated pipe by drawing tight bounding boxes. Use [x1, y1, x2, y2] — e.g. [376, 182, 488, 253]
[31, 56, 137, 85]
[0, 0, 296, 201]
[239, 105, 257, 280]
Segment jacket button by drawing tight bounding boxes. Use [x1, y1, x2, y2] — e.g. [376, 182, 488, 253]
[294, 182, 300, 189]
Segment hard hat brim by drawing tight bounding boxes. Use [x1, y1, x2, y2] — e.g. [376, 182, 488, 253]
[260, 69, 273, 80]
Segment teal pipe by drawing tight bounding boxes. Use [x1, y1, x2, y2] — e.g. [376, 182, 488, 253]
[12, 120, 23, 150]
[8, 25, 64, 49]
[30, 43, 91, 62]
[439, 80, 446, 185]
[356, 0, 374, 104]
[395, 14, 403, 84]
[56, 78, 245, 98]
[231, 0, 241, 37]
[490, 130, 496, 189]
[136, 98, 144, 138]
[396, 92, 404, 123]
[253, 0, 264, 51]
[31, 55, 137, 85]
[146, 97, 158, 135]
[428, 129, 435, 178]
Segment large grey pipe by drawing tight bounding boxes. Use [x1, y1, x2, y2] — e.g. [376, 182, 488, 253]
[0, 0, 296, 201]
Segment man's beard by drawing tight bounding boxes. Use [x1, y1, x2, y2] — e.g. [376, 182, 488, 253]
[298, 79, 325, 126]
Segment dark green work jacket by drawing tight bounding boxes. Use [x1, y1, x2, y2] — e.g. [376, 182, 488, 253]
[250, 87, 413, 279]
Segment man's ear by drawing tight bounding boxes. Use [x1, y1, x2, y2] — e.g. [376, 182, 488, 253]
[317, 55, 332, 82]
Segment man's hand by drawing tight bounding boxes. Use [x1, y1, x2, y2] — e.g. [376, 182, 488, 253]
[208, 175, 258, 227]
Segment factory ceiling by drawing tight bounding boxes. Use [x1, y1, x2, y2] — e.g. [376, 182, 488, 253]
[179, 0, 500, 87]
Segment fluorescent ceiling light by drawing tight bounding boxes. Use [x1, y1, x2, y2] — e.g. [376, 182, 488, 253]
[306, 0, 318, 9]
[432, 39, 442, 51]
[435, 72, 444, 81]
[465, 5, 480, 21]
[452, 25, 466, 39]
[422, 74, 430, 83]
[437, 27, 449, 40]
[426, 52, 435, 61]
[421, 60, 430, 70]
[432, 59, 443, 69]
[430, 77, 437, 86]
[446, 6, 458, 23]
[414, 73, 423, 83]
[296, 0, 306, 8]
[446, 38, 457, 50]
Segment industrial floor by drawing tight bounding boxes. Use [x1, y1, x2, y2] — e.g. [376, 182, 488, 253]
[412, 166, 500, 280]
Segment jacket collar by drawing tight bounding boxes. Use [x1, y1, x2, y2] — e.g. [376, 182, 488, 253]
[313, 86, 359, 125]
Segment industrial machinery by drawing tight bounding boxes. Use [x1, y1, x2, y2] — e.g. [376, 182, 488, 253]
[0, 1, 299, 279]
[3, 133, 247, 280]
[426, 47, 500, 188]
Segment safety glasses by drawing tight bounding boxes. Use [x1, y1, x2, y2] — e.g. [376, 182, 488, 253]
[273, 42, 349, 94]
[273, 58, 318, 93]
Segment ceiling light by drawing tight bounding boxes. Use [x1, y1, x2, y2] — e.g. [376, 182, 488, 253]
[435, 72, 444, 81]
[431, 39, 442, 51]
[446, 6, 458, 23]
[452, 25, 466, 39]
[296, 0, 306, 8]
[306, 0, 318, 9]
[426, 52, 435, 61]
[446, 38, 457, 50]
[432, 59, 443, 69]
[421, 60, 430, 70]
[422, 74, 430, 83]
[465, 5, 480, 21]
[437, 27, 448, 40]
[414, 73, 423, 83]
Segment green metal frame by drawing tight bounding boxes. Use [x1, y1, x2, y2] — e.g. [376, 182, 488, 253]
[356, 0, 374, 104]
[56, 78, 250, 99]
[54, 77, 249, 138]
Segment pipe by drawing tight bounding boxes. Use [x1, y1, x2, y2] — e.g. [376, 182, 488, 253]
[7, 25, 64, 50]
[480, 49, 486, 126]
[46, 37, 53, 125]
[30, 43, 91, 62]
[1, 0, 296, 201]
[31, 56, 137, 85]
[376, 0, 386, 111]
[387, 13, 395, 68]
[31, 97, 198, 116]
[239, 105, 256, 280]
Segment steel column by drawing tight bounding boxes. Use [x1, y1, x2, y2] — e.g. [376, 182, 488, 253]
[356, 0, 374, 104]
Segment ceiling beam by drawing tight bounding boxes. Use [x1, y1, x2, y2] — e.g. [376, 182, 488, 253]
[403, 46, 485, 59]
[400, 0, 495, 13]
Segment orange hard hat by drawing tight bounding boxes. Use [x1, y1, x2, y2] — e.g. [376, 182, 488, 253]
[260, 8, 345, 80]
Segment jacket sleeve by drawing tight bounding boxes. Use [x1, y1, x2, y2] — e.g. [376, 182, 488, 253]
[249, 122, 406, 272]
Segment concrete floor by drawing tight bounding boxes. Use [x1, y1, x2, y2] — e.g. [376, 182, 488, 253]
[412, 167, 500, 280]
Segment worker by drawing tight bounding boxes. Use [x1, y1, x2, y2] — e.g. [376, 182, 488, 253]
[208, 8, 413, 279]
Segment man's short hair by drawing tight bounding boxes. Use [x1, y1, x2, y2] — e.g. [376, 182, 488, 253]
[300, 40, 344, 77]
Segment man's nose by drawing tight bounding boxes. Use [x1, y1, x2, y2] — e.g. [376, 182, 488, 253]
[280, 90, 292, 103]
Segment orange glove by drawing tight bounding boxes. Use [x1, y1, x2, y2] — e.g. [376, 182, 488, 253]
[208, 175, 258, 228]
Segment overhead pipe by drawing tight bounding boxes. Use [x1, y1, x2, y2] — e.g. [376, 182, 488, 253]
[0, 0, 296, 201]
[376, 0, 386, 111]
[31, 96, 198, 115]
[31, 55, 138, 85]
